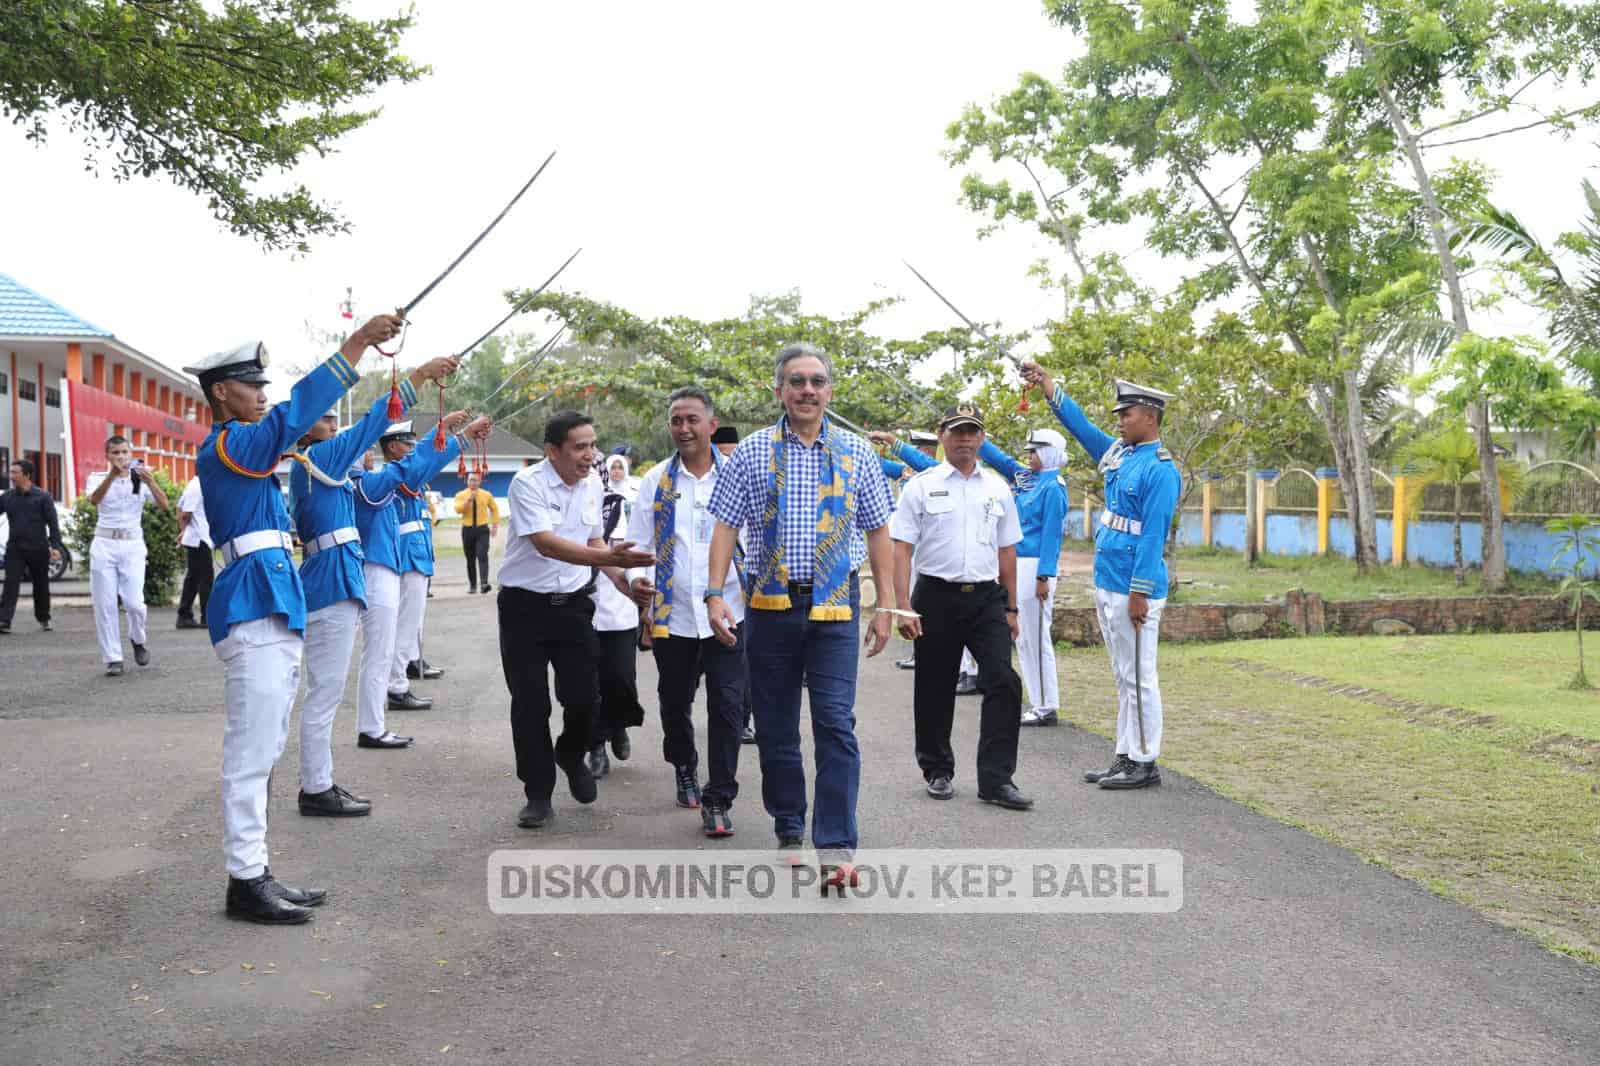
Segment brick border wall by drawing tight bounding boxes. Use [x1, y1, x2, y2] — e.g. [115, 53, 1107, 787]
[1051, 589, 1597, 646]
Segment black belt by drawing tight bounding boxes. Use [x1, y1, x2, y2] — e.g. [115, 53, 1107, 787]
[919, 575, 999, 594]
[786, 570, 858, 598]
[506, 582, 595, 607]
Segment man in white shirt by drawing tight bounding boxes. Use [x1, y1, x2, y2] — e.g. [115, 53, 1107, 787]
[890, 403, 1033, 810]
[175, 475, 213, 630]
[626, 387, 749, 836]
[498, 411, 654, 830]
[86, 435, 170, 674]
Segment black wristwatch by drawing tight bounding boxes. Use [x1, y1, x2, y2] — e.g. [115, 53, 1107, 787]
[1004, 606, 1019, 614]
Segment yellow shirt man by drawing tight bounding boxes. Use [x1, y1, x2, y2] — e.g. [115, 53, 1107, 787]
[453, 474, 500, 593]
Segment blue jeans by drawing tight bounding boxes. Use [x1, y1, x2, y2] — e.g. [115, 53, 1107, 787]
[746, 575, 861, 853]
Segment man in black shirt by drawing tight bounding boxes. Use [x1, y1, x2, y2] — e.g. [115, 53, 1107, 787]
[1, 459, 64, 633]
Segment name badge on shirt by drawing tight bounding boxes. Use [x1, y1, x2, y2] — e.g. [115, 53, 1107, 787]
[694, 502, 713, 542]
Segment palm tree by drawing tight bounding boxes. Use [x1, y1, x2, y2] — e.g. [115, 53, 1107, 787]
[1398, 424, 1526, 586]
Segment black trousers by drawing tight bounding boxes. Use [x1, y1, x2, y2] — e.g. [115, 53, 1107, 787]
[0, 543, 50, 625]
[911, 576, 1022, 791]
[652, 627, 748, 807]
[462, 525, 491, 588]
[590, 626, 646, 745]
[498, 585, 599, 803]
[177, 544, 213, 621]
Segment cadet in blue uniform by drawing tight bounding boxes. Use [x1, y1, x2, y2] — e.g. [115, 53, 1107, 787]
[185, 313, 400, 925]
[1022, 362, 1180, 790]
[395, 466, 441, 687]
[287, 357, 460, 817]
[352, 418, 480, 749]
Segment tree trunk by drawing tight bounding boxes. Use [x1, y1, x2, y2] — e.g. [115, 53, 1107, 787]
[1312, 383, 1370, 568]
[1358, 35, 1507, 591]
[1342, 368, 1380, 573]
[1452, 482, 1464, 587]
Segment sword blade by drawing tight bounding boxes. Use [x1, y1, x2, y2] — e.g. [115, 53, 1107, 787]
[399, 151, 557, 315]
[901, 260, 1021, 367]
[455, 248, 582, 358]
[480, 326, 567, 414]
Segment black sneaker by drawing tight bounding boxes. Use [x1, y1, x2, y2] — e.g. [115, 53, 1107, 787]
[1083, 754, 1134, 784]
[0, 622, 10, 634]
[106, 661, 124, 676]
[39, 620, 52, 632]
[674, 764, 701, 809]
[777, 836, 806, 866]
[132, 643, 150, 667]
[1098, 760, 1161, 790]
[610, 730, 630, 761]
[176, 616, 203, 630]
[587, 744, 611, 780]
[926, 775, 955, 800]
[701, 802, 734, 837]
[895, 655, 916, 671]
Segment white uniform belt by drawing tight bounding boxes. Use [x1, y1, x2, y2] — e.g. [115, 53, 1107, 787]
[1100, 509, 1143, 536]
[302, 526, 360, 556]
[397, 520, 428, 536]
[94, 527, 140, 541]
[220, 530, 295, 566]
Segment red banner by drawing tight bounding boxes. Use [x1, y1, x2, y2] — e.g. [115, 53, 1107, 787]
[67, 379, 209, 494]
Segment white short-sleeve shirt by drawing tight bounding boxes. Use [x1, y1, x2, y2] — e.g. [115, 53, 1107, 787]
[889, 462, 1021, 583]
[90, 472, 149, 534]
[178, 476, 211, 549]
[499, 460, 604, 594]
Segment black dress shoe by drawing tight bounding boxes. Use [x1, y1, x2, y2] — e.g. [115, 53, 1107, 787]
[1098, 760, 1161, 790]
[39, 620, 52, 632]
[262, 867, 327, 906]
[387, 691, 432, 711]
[954, 672, 978, 696]
[132, 643, 150, 667]
[480, 583, 492, 594]
[299, 783, 373, 817]
[0, 622, 10, 633]
[416, 659, 443, 679]
[926, 775, 955, 800]
[225, 874, 313, 924]
[176, 616, 204, 630]
[406, 660, 422, 680]
[978, 783, 1035, 810]
[1084, 754, 1134, 784]
[560, 755, 598, 804]
[518, 799, 553, 828]
[106, 661, 123, 676]
[1021, 709, 1060, 727]
[357, 731, 413, 749]
[587, 744, 611, 780]
[610, 730, 630, 761]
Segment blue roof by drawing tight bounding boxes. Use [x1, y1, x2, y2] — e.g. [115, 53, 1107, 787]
[0, 273, 112, 338]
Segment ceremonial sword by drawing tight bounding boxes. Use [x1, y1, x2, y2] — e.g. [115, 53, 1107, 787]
[901, 260, 1023, 368]
[1133, 620, 1150, 755]
[478, 326, 568, 416]
[454, 249, 581, 363]
[396, 151, 557, 318]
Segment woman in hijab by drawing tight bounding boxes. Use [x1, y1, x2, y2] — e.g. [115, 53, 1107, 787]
[976, 429, 1070, 726]
[588, 453, 647, 778]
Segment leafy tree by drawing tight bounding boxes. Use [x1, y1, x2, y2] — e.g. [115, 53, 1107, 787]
[0, 1, 425, 250]
[1546, 514, 1600, 689]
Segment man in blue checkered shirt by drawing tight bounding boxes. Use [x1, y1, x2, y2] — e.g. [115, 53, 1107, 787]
[705, 344, 896, 884]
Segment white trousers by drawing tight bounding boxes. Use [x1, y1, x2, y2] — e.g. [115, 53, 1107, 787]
[217, 616, 302, 879]
[90, 537, 147, 664]
[1093, 587, 1165, 762]
[1016, 555, 1059, 713]
[390, 571, 428, 692]
[299, 599, 360, 794]
[358, 563, 402, 738]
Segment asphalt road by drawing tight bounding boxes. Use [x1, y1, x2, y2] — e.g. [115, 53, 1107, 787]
[2, 578, 1597, 1066]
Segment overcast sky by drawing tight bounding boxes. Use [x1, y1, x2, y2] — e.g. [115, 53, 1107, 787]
[3, 1, 1595, 400]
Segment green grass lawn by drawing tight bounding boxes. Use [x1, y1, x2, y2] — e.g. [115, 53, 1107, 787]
[1053, 543, 1562, 608]
[1054, 632, 1600, 964]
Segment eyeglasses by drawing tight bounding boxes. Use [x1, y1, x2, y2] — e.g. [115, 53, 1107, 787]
[785, 374, 831, 389]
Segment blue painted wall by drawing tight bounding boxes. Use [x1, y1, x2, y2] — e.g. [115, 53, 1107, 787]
[426, 471, 515, 501]
[1139, 507, 1598, 577]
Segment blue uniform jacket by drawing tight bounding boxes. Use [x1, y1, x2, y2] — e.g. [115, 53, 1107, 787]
[290, 382, 420, 613]
[1044, 387, 1180, 597]
[398, 480, 437, 576]
[199, 352, 362, 644]
[352, 430, 459, 575]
